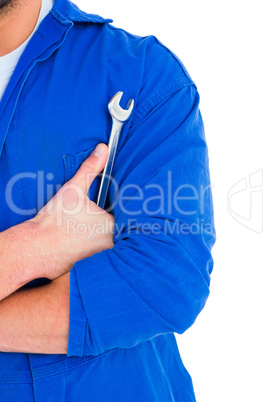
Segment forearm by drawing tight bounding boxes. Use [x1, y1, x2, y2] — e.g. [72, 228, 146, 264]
[0, 220, 41, 301]
[0, 219, 74, 302]
[0, 272, 69, 354]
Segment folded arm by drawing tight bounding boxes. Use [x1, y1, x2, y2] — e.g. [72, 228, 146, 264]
[0, 84, 215, 356]
[66, 83, 216, 357]
[0, 272, 70, 354]
[0, 52, 216, 356]
[0, 144, 113, 353]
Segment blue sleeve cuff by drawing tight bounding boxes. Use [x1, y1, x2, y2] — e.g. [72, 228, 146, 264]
[67, 266, 87, 357]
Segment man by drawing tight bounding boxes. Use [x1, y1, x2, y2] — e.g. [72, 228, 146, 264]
[0, 0, 216, 400]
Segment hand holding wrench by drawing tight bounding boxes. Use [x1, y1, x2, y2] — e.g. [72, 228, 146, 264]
[97, 91, 134, 209]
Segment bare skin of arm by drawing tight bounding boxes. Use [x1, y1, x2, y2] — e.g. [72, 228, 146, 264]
[0, 272, 70, 354]
[0, 143, 114, 353]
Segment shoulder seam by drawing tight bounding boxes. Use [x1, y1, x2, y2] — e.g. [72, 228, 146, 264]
[130, 79, 196, 131]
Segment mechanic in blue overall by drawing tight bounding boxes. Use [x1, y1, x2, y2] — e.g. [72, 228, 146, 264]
[0, 0, 216, 400]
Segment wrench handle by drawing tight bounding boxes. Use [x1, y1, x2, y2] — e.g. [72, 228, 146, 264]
[97, 120, 123, 209]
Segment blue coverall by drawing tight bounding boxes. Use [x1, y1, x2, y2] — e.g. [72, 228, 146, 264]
[0, 0, 216, 400]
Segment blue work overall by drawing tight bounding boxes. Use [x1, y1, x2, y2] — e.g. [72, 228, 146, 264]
[0, 0, 216, 400]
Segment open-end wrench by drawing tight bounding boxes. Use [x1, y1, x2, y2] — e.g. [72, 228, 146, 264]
[97, 91, 134, 209]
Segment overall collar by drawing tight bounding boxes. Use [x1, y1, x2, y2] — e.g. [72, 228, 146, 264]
[0, 0, 113, 158]
[51, 0, 113, 24]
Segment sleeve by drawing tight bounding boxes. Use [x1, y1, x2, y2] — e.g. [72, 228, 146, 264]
[67, 54, 216, 357]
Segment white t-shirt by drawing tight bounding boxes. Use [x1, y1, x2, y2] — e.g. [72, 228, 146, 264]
[0, 0, 54, 102]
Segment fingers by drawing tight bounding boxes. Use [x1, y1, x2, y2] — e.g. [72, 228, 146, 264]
[69, 143, 109, 194]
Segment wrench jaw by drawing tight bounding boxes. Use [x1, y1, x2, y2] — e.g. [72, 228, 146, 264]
[126, 97, 134, 110]
[108, 91, 134, 122]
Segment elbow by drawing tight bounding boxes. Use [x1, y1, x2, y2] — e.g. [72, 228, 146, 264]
[164, 251, 213, 335]
[174, 285, 210, 335]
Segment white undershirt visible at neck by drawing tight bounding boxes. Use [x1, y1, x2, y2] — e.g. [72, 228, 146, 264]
[0, 0, 54, 102]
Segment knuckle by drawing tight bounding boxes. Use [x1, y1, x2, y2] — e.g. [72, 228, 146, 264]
[81, 159, 97, 172]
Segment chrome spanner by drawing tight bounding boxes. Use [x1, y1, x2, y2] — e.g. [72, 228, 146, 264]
[97, 91, 134, 209]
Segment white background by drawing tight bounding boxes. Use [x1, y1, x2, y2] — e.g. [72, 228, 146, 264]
[77, 1, 267, 401]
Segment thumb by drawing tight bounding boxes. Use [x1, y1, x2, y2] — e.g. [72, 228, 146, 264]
[70, 143, 109, 194]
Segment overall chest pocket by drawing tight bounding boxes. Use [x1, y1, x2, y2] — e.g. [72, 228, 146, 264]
[63, 146, 101, 203]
